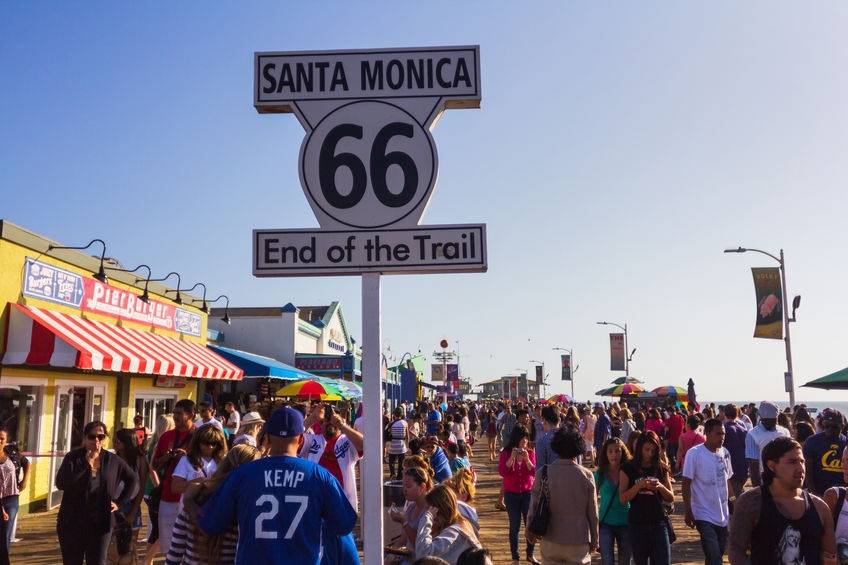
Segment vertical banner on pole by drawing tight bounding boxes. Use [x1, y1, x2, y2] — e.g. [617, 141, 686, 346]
[431, 364, 445, 381]
[610, 333, 625, 371]
[752, 267, 783, 339]
[535, 365, 543, 384]
[561, 354, 572, 381]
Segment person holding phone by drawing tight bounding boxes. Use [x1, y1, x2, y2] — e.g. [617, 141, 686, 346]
[499, 424, 537, 564]
[300, 403, 364, 512]
[55, 421, 138, 565]
[620, 430, 675, 565]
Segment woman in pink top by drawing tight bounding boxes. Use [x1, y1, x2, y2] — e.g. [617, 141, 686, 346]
[644, 408, 666, 439]
[676, 414, 706, 470]
[498, 424, 537, 564]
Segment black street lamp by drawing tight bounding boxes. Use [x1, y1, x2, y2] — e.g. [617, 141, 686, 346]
[47, 239, 109, 283]
[105, 264, 152, 303]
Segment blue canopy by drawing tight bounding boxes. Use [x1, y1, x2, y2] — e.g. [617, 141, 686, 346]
[208, 345, 313, 381]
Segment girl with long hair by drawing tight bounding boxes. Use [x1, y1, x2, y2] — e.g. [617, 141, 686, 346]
[414, 485, 481, 562]
[564, 406, 580, 429]
[166, 444, 261, 564]
[108, 428, 150, 564]
[446, 468, 479, 536]
[388, 466, 435, 550]
[498, 424, 537, 564]
[595, 438, 632, 565]
[619, 430, 674, 565]
[143, 414, 174, 565]
[171, 425, 227, 498]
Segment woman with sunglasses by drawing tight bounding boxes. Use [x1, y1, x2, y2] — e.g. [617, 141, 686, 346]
[170, 424, 227, 502]
[56, 421, 139, 565]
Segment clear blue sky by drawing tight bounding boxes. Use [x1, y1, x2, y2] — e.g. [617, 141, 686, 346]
[3, 2, 847, 404]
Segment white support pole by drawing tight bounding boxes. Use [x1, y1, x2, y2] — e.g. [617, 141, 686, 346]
[362, 273, 384, 565]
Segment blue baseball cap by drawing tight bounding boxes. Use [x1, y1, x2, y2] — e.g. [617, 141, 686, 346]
[265, 406, 305, 438]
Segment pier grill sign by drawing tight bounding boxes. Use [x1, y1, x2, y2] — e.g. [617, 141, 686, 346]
[252, 46, 486, 276]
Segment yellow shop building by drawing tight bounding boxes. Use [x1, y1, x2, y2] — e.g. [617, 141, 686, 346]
[0, 220, 243, 514]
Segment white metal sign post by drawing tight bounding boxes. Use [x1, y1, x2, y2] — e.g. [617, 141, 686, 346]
[252, 46, 484, 564]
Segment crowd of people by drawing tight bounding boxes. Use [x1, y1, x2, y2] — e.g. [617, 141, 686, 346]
[23, 394, 848, 564]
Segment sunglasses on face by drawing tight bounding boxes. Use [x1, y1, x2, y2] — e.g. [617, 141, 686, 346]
[87, 434, 106, 441]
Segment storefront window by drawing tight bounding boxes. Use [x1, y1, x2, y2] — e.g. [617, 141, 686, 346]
[0, 386, 41, 453]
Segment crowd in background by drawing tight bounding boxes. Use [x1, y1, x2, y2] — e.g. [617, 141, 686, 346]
[26, 393, 848, 565]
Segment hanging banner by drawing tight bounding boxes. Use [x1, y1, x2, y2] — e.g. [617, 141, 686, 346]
[446, 364, 459, 382]
[535, 365, 543, 384]
[752, 267, 783, 339]
[431, 364, 445, 381]
[561, 354, 572, 381]
[610, 333, 625, 371]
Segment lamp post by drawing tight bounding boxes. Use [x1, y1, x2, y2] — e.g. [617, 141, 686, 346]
[530, 359, 545, 401]
[203, 294, 231, 324]
[552, 347, 579, 399]
[105, 264, 152, 303]
[724, 246, 800, 408]
[48, 239, 109, 283]
[596, 321, 636, 375]
[143, 272, 182, 304]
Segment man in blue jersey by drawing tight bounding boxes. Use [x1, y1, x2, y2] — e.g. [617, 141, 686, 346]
[198, 406, 358, 564]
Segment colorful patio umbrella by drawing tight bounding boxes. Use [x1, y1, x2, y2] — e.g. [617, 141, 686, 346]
[275, 379, 343, 400]
[599, 383, 645, 396]
[547, 393, 571, 404]
[314, 376, 363, 400]
[610, 376, 644, 385]
[638, 391, 658, 398]
[652, 386, 687, 398]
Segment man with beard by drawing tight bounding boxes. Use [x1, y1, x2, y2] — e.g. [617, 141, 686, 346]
[728, 436, 835, 564]
[803, 408, 847, 497]
[300, 403, 364, 512]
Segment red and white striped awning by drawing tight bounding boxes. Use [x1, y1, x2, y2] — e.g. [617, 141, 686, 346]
[2, 303, 243, 380]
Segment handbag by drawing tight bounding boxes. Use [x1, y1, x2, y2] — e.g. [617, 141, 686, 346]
[528, 465, 550, 537]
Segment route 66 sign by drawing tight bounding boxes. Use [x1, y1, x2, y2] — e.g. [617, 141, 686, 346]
[252, 46, 486, 276]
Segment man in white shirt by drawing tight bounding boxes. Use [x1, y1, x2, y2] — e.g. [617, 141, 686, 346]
[683, 418, 733, 565]
[300, 403, 364, 511]
[193, 401, 224, 432]
[745, 401, 790, 486]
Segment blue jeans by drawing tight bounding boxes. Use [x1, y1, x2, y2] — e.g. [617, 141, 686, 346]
[504, 491, 534, 560]
[628, 521, 670, 565]
[695, 520, 727, 565]
[0, 497, 17, 548]
[599, 522, 631, 565]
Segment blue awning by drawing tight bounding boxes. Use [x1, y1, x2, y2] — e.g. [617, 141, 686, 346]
[207, 345, 313, 381]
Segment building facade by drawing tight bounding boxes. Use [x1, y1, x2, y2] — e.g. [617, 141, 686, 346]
[0, 221, 242, 513]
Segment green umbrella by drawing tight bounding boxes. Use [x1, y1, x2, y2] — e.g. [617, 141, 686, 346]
[803, 367, 848, 390]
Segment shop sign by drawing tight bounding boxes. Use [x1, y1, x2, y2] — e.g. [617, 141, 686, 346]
[296, 356, 343, 371]
[23, 258, 85, 308]
[154, 375, 187, 388]
[22, 258, 202, 337]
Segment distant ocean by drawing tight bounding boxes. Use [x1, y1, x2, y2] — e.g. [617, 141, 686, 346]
[708, 400, 848, 414]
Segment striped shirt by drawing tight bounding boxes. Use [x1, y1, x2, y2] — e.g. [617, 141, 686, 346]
[165, 506, 237, 565]
[388, 419, 408, 455]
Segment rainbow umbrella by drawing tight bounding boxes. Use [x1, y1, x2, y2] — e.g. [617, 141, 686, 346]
[600, 383, 645, 396]
[314, 377, 362, 400]
[275, 379, 343, 401]
[652, 386, 687, 398]
[547, 394, 571, 404]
